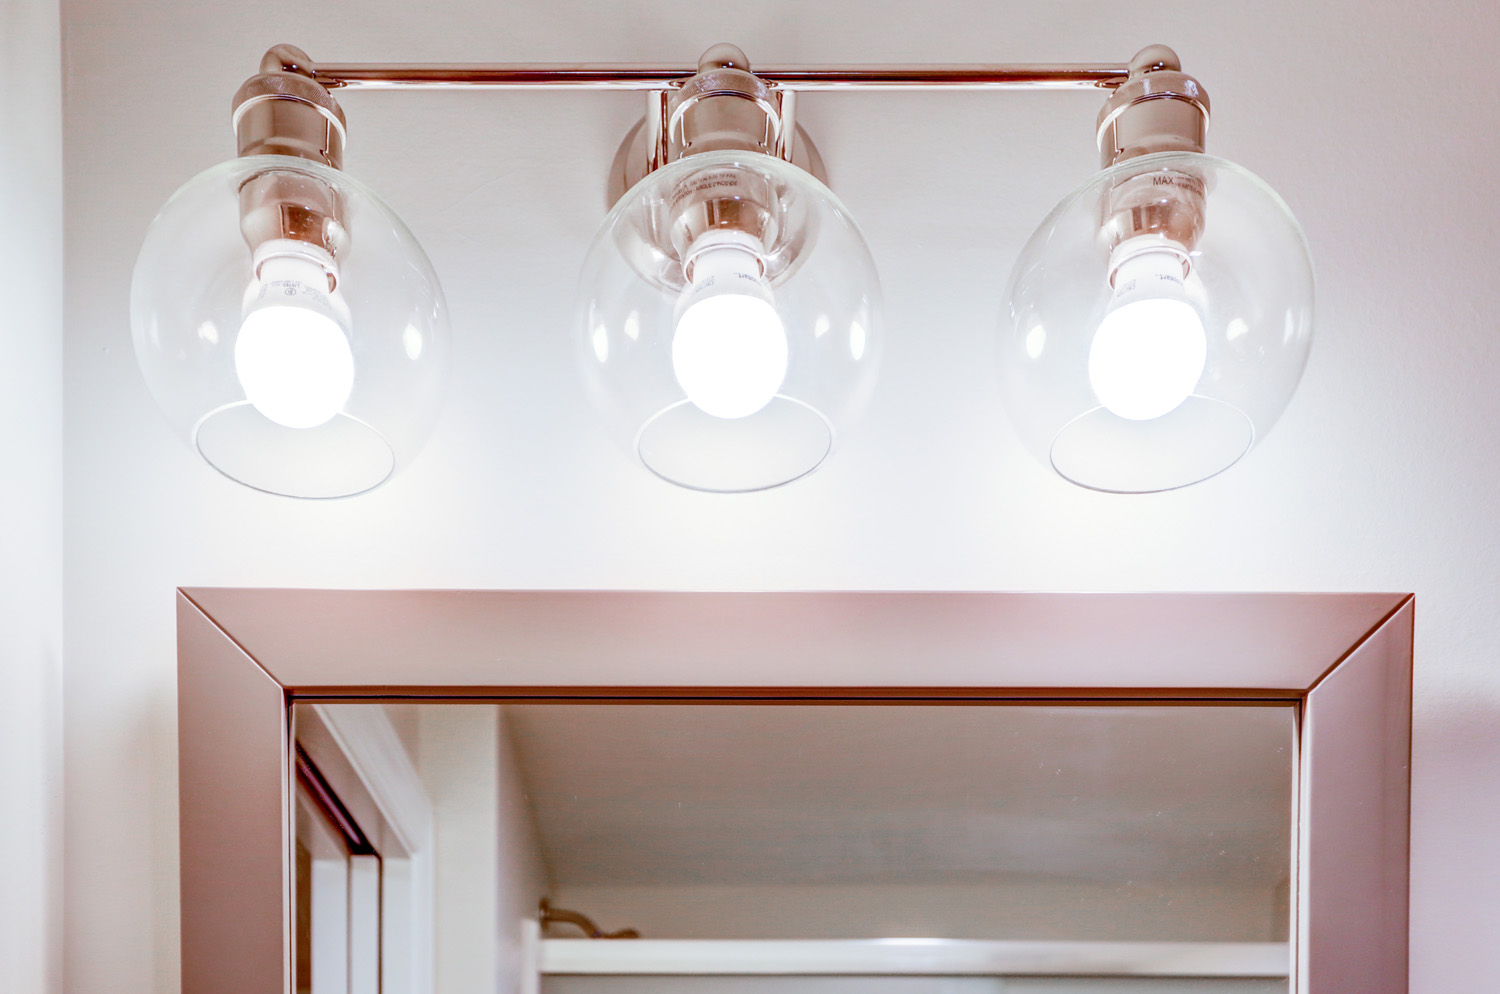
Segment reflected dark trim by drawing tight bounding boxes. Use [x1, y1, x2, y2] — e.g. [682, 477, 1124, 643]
[294, 744, 375, 856]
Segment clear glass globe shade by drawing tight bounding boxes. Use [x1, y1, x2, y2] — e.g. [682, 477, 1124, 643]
[131, 155, 450, 498]
[576, 150, 882, 493]
[1000, 152, 1314, 493]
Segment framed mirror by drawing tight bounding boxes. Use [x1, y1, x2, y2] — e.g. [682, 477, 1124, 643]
[176, 590, 1412, 994]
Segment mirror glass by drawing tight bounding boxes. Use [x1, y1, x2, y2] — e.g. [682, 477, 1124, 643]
[293, 702, 1294, 994]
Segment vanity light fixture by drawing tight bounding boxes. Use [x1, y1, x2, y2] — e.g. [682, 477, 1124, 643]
[132, 47, 451, 498]
[130, 43, 1311, 497]
[577, 45, 883, 492]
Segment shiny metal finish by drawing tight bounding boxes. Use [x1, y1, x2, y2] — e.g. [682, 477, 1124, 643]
[669, 61, 780, 159]
[539, 898, 641, 939]
[610, 46, 817, 282]
[237, 169, 348, 274]
[651, 49, 788, 256]
[1299, 599, 1413, 993]
[259, 42, 319, 77]
[607, 117, 826, 206]
[1096, 45, 1210, 168]
[666, 165, 780, 263]
[177, 596, 291, 994]
[774, 89, 797, 162]
[233, 48, 350, 281]
[696, 43, 753, 73]
[232, 67, 346, 170]
[233, 43, 1153, 219]
[1093, 47, 1213, 259]
[176, 589, 1412, 994]
[306, 62, 1131, 92]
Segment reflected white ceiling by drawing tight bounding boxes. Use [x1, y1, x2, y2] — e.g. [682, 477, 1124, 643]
[504, 703, 1293, 890]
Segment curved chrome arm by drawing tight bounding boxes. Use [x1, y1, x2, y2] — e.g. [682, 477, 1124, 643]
[539, 898, 640, 939]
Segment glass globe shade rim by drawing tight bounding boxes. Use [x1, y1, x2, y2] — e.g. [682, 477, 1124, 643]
[1049, 396, 1257, 494]
[191, 402, 397, 499]
[634, 395, 837, 494]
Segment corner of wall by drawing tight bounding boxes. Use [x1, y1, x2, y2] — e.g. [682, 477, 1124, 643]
[0, 1, 66, 993]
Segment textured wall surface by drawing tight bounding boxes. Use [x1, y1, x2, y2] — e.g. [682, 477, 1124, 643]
[58, 1, 1500, 991]
[1, 0, 63, 992]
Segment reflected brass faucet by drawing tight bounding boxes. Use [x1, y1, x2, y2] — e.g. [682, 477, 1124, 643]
[538, 898, 640, 939]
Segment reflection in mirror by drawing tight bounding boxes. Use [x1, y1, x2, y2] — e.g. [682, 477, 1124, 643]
[294, 702, 1294, 994]
[294, 751, 381, 994]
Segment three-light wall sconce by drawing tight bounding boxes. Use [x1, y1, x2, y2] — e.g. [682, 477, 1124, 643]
[131, 43, 1313, 498]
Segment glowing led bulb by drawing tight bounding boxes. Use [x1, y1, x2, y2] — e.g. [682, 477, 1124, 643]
[1088, 242, 1206, 421]
[671, 232, 788, 420]
[234, 243, 354, 429]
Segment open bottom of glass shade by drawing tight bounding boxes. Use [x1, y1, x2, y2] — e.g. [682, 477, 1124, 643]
[1049, 396, 1254, 493]
[636, 396, 834, 493]
[195, 403, 395, 499]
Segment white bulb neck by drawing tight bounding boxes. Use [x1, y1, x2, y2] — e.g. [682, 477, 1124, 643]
[1108, 238, 1191, 304]
[682, 231, 770, 296]
[251, 238, 337, 289]
[243, 240, 350, 328]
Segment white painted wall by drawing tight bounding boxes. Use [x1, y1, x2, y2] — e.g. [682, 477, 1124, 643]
[54, 2, 1500, 993]
[498, 709, 551, 994]
[0, 1, 63, 993]
[416, 706, 548, 994]
[420, 706, 503, 992]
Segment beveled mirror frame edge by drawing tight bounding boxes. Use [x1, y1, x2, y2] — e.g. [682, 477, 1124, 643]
[176, 588, 1413, 994]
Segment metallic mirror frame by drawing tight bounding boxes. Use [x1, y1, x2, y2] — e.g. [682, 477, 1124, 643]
[176, 589, 1413, 994]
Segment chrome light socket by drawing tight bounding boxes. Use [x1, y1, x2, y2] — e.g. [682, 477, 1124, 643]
[232, 47, 351, 269]
[1096, 46, 1211, 256]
